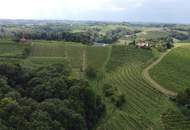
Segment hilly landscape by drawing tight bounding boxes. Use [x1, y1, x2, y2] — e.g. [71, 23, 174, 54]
[0, 20, 190, 130]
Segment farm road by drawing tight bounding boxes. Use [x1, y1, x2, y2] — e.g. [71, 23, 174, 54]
[143, 48, 178, 97]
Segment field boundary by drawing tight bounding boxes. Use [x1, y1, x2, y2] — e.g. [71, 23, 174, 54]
[143, 48, 178, 97]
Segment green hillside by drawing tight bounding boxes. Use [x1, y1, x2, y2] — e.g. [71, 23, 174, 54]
[136, 30, 170, 40]
[150, 44, 190, 93]
[0, 40, 190, 130]
[98, 45, 178, 130]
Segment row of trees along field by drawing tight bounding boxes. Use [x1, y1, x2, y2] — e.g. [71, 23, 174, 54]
[0, 27, 138, 44]
[0, 25, 137, 45]
[0, 63, 105, 130]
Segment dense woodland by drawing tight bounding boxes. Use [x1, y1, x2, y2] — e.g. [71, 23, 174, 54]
[0, 63, 105, 130]
[0, 23, 137, 45]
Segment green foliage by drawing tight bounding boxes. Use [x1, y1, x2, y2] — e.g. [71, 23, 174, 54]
[111, 93, 126, 108]
[97, 27, 135, 44]
[22, 46, 31, 58]
[0, 97, 17, 110]
[0, 63, 105, 130]
[165, 37, 174, 49]
[103, 84, 116, 97]
[102, 84, 125, 108]
[176, 90, 189, 106]
[176, 88, 190, 116]
[85, 67, 98, 79]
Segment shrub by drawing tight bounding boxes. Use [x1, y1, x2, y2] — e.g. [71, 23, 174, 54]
[176, 89, 190, 106]
[85, 67, 97, 79]
[103, 84, 116, 97]
[22, 47, 31, 58]
[111, 94, 126, 108]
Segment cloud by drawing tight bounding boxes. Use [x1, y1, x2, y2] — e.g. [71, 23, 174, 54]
[0, 0, 189, 23]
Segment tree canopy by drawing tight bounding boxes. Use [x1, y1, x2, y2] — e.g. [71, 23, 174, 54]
[0, 63, 105, 130]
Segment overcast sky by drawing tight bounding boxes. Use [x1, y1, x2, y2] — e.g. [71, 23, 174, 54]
[0, 0, 189, 23]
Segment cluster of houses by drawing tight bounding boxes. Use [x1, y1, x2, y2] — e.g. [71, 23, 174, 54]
[20, 37, 32, 44]
[136, 40, 151, 49]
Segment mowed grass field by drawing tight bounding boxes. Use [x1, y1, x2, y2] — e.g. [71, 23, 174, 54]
[29, 41, 111, 70]
[98, 45, 190, 130]
[150, 44, 190, 93]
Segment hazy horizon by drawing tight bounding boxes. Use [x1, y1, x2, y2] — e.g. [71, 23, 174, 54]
[0, 0, 189, 24]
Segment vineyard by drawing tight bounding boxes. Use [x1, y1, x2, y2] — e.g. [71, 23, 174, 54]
[162, 109, 190, 130]
[29, 41, 110, 69]
[106, 45, 154, 71]
[150, 45, 190, 93]
[99, 45, 190, 130]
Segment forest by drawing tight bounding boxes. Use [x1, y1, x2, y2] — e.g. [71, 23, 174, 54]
[0, 63, 105, 130]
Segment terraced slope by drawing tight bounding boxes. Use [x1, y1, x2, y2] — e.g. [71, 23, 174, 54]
[106, 45, 154, 72]
[98, 45, 184, 130]
[143, 49, 177, 97]
[150, 44, 190, 93]
[162, 109, 190, 130]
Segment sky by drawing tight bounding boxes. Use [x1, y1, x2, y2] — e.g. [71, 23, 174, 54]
[0, 0, 189, 24]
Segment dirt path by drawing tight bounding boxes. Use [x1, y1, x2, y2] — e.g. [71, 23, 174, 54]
[143, 49, 178, 97]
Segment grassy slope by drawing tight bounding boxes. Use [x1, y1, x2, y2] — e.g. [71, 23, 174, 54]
[98, 45, 187, 130]
[150, 45, 190, 93]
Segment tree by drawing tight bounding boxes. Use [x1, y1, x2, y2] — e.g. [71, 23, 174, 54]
[30, 111, 55, 130]
[103, 84, 116, 97]
[22, 46, 31, 58]
[176, 89, 190, 106]
[165, 37, 174, 49]
[0, 79, 12, 99]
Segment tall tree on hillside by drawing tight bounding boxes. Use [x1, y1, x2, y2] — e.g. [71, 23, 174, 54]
[166, 36, 174, 49]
